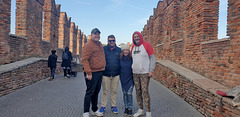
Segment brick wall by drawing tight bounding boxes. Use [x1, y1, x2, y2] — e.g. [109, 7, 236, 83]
[0, 59, 61, 97]
[43, 0, 60, 50]
[77, 30, 82, 57]
[142, 0, 240, 88]
[0, 0, 86, 65]
[0, 58, 83, 97]
[0, 0, 11, 64]
[154, 62, 240, 117]
[69, 22, 78, 55]
[8, 34, 28, 62]
[82, 34, 87, 48]
[58, 12, 71, 49]
[141, 0, 240, 116]
[0, 0, 87, 97]
[16, 0, 44, 56]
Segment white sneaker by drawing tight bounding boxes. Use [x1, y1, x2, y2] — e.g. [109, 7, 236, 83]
[82, 112, 89, 117]
[146, 112, 151, 117]
[133, 109, 144, 117]
[92, 110, 103, 117]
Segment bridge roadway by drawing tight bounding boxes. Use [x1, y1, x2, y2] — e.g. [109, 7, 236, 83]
[0, 72, 203, 117]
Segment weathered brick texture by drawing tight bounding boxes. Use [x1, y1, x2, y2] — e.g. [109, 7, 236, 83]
[77, 29, 83, 58]
[0, 59, 83, 97]
[142, 0, 240, 116]
[43, 0, 60, 50]
[58, 12, 71, 49]
[154, 63, 240, 117]
[0, 0, 87, 65]
[143, 0, 239, 88]
[70, 22, 78, 55]
[0, 0, 11, 64]
[8, 34, 28, 62]
[0, 0, 87, 96]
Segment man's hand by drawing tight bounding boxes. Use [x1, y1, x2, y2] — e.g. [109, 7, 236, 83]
[149, 72, 153, 78]
[86, 74, 92, 80]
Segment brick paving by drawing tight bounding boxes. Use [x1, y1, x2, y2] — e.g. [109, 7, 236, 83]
[0, 72, 203, 117]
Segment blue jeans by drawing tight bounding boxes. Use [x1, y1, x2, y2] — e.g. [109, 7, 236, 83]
[122, 85, 134, 110]
[50, 68, 56, 79]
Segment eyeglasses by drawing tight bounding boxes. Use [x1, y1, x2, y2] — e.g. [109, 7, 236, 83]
[108, 40, 115, 42]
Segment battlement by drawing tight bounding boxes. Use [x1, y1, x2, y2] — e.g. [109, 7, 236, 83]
[142, 0, 240, 88]
[0, 0, 87, 64]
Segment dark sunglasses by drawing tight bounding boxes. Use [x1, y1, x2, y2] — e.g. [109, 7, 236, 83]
[108, 40, 115, 42]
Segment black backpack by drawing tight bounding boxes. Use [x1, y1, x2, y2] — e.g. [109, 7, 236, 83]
[62, 51, 68, 60]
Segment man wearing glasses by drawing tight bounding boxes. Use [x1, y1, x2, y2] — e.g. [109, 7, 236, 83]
[131, 31, 155, 117]
[98, 35, 121, 115]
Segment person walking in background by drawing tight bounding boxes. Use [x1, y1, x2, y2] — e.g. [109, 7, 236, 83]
[82, 28, 106, 117]
[120, 44, 134, 116]
[48, 50, 58, 81]
[61, 46, 72, 78]
[131, 31, 156, 117]
[99, 35, 121, 115]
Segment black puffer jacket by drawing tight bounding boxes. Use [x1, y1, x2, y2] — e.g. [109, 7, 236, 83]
[103, 45, 121, 77]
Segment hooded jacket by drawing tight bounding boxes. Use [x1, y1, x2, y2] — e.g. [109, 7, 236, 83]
[131, 31, 155, 74]
[61, 47, 72, 68]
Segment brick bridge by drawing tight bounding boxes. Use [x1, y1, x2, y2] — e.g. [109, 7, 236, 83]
[0, 0, 240, 117]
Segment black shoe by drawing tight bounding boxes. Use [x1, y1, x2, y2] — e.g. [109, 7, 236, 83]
[124, 108, 128, 114]
[127, 110, 133, 116]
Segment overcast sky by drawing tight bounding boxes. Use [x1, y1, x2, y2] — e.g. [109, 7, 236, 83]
[11, 0, 228, 45]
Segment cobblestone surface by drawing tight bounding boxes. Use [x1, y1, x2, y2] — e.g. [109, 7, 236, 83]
[0, 72, 203, 117]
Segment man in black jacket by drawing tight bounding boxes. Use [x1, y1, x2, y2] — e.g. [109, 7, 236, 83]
[48, 50, 58, 81]
[98, 35, 121, 115]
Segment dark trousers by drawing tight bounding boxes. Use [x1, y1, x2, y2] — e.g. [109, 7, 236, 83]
[84, 71, 103, 113]
[50, 67, 56, 79]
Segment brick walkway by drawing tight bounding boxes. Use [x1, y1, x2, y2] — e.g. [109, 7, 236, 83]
[0, 72, 203, 117]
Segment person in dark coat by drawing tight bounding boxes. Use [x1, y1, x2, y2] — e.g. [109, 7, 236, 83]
[48, 50, 58, 81]
[98, 35, 121, 115]
[61, 46, 72, 78]
[120, 44, 134, 116]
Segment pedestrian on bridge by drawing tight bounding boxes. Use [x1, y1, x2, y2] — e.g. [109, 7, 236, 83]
[120, 44, 134, 116]
[48, 49, 58, 81]
[61, 46, 72, 78]
[82, 28, 106, 117]
[131, 31, 156, 117]
[98, 35, 121, 115]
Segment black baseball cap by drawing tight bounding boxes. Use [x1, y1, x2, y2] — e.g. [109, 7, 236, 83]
[91, 28, 101, 34]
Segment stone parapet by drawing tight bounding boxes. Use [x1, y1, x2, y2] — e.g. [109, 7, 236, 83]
[154, 60, 240, 116]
